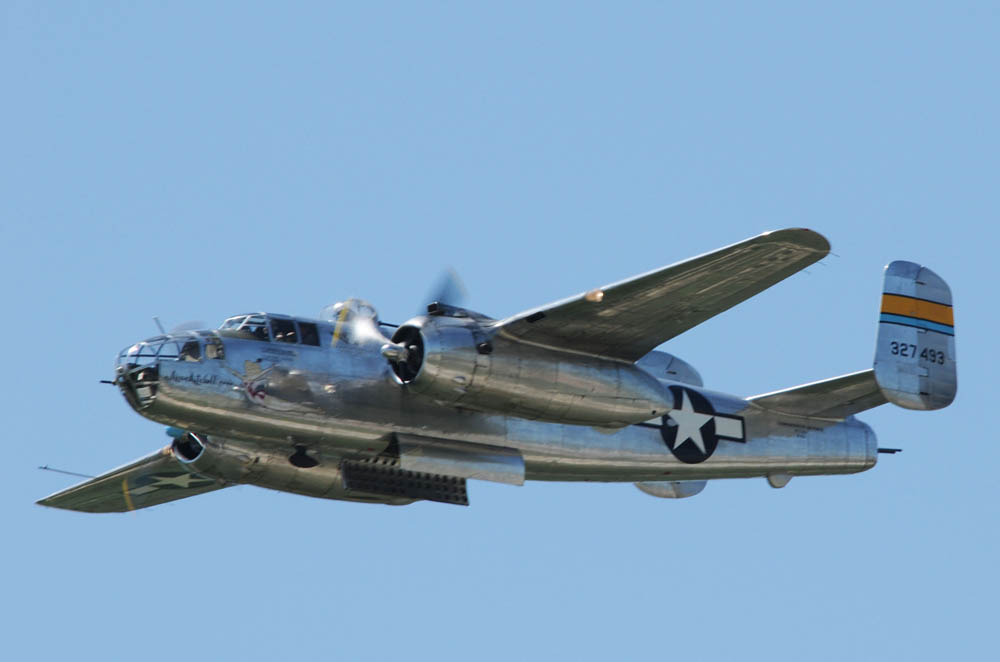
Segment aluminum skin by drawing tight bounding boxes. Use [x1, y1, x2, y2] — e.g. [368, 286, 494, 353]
[112, 309, 876, 490]
[37, 229, 954, 512]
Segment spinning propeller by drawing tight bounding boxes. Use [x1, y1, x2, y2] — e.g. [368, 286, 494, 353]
[420, 267, 467, 314]
[382, 268, 468, 382]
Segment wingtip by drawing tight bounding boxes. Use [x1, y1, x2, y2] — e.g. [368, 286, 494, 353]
[35, 496, 65, 510]
[761, 228, 831, 254]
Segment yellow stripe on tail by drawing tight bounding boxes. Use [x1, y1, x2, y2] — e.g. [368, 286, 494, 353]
[880, 293, 954, 327]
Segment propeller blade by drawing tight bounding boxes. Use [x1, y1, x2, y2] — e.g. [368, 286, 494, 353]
[170, 320, 206, 333]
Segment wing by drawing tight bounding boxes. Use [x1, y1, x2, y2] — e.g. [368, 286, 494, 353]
[748, 369, 888, 419]
[37, 445, 228, 513]
[494, 228, 830, 361]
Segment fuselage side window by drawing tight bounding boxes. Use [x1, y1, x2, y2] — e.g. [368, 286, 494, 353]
[298, 321, 319, 346]
[179, 340, 201, 362]
[271, 318, 297, 343]
[205, 337, 225, 359]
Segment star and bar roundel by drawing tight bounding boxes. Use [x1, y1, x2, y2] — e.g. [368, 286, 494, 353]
[660, 386, 746, 464]
[128, 472, 216, 495]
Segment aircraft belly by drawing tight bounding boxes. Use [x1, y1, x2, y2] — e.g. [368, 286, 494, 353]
[508, 413, 876, 482]
[146, 381, 875, 484]
[135, 351, 876, 486]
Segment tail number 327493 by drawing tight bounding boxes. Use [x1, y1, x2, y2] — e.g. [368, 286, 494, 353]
[889, 341, 946, 364]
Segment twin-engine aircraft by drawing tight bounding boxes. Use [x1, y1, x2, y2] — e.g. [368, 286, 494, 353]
[38, 229, 957, 512]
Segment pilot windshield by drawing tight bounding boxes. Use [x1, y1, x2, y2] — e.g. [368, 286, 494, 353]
[220, 314, 270, 341]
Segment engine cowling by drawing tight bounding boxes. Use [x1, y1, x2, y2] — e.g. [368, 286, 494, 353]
[635, 350, 703, 387]
[171, 432, 254, 483]
[635, 480, 707, 499]
[386, 312, 673, 427]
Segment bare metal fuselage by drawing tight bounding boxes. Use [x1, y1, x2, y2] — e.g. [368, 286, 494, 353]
[40, 233, 953, 513]
[116, 315, 876, 502]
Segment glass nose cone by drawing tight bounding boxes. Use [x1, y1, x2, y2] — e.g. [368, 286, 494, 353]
[114, 337, 174, 408]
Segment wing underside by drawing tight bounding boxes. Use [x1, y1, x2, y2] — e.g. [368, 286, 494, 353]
[37, 446, 228, 513]
[495, 228, 830, 361]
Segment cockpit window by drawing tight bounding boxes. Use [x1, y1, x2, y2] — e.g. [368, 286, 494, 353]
[179, 340, 201, 362]
[219, 314, 323, 346]
[219, 316, 246, 330]
[299, 321, 319, 346]
[271, 318, 297, 343]
[219, 314, 270, 341]
[243, 316, 270, 341]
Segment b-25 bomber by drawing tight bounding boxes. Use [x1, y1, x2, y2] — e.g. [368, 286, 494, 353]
[38, 229, 956, 511]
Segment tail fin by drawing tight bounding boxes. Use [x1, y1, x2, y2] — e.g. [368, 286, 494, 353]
[749, 260, 956, 419]
[873, 260, 957, 410]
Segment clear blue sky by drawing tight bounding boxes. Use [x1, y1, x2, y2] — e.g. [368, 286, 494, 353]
[3, 3, 997, 660]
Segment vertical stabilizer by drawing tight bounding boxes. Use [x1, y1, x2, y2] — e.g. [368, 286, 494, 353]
[874, 261, 956, 410]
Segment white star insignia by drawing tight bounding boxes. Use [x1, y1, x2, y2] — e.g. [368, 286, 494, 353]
[667, 390, 714, 454]
[147, 473, 213, 489]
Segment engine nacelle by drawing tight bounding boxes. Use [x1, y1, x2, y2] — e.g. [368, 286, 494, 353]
[171, 432, 254, 482]
[635, 350, 703, 387]
[387, 313, 673, 427]
[635, 480, 707, 499]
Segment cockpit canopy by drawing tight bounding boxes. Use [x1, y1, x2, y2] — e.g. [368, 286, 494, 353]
[217, 300, 382, 346]
[219, 313, 321, 345]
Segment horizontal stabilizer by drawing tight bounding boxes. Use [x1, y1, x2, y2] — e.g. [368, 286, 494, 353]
[748, 370, 887, 419]
[37, 445, 227, 513]
[874, 261, 957, 410]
